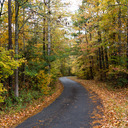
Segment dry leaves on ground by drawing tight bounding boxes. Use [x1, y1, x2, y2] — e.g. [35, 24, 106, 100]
[69, 77, 128, 128]
[0, 82, 64, 128]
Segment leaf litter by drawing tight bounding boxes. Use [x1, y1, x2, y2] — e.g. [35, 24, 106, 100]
[0, 81, 64, 128]
[69, 77, 128, 128]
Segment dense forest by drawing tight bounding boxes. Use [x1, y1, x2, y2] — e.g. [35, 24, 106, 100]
[0, 0, 128, 123]
[0, 0, 72, 107]
[71, 0, 128, 87]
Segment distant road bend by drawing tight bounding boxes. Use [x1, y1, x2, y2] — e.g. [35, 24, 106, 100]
[16, 77, 102, 128]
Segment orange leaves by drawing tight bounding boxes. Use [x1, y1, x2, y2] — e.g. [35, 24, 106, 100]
[69, 77, 128, 128]
[0, 81, 64, 128]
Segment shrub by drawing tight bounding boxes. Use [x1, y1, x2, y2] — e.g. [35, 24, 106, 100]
[37, 70, 52, 95]
[107, 66, 128, 88]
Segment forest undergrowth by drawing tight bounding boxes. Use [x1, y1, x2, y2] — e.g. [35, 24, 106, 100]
[0, 81, 63, 128]
[69, 77, 128, 128]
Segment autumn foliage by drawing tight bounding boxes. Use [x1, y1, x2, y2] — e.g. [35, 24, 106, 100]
[71, 0, 128, 88]
[0, 0, 69, 108]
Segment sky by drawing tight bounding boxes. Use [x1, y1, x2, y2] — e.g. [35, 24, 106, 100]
[62, 0, 82, 13]
[60, 0, 82, 38]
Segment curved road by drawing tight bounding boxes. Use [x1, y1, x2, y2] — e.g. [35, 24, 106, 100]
[16, 77, 101, 128]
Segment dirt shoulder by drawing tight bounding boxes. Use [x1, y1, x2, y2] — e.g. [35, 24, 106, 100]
[69, 77, 128, 128]
[0, 81, 64, 128]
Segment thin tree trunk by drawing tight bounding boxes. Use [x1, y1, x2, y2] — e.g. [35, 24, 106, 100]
[85, 35, 88, 44]
[98, 30, 103, 80]
[112, 16, 117, 65]
[89, 29, 93, 79]
[8, 0, 12, 50]
[126, 1, 128, 70]
[43, 18, 46, 57]
[118, 6, 121, 59]
[101, 46, 106, 79]
[22, 7, 25, 85]
[15, 0, 19, 97]
[105, 46, 109, 69]
[126, 1, 128, 81]
[99, 47, 102, 70]
[0, 0, 5, 46]
[8, 0, 13, 93]
[43, 0, 46, 58]
[47, 0, 51, 71]
[23, 8, 25, 51]
[89, 56, 93, 79]
[0, 9, 1, 46]
[98, 31, 102, 70]
[101, 46, 105, 70]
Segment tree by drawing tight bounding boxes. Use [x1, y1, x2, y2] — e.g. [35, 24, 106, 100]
[72, 0, 128, 87]
[126, 0, 128, 70]
[0, 0, 71, 102]
[8, 0, 13, 93]
[0, 0, 5, 46]
[47, 0, 51, 73]
[15, 0, 19, 97]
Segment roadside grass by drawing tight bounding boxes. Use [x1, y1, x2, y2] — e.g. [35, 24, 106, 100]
[0, 81, 64, 128]
[69, 76, 128, 128]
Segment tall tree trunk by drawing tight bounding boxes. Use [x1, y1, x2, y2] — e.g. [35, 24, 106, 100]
[23, 8, 25, 51]
[126, 1, 128, 81]
[103, 28, 109, 70]
[98, 47, 102, 70]
[89, 56, 93, 79]
[0, 0, 5, 46]
[101, 46, 106, 79]
[43, 18, 46, 57]
[8, 0, 13, 93]
[126, 1, 128, 70]
[43, 0, 46, 58]
[89, 29, 93, 79]
[101, 46, 105, 70]
[0, 6, 1, 46]
[22, 7, 25, 85]
[105, 46, 109, 69]
[47, 0, 51, 71]
[118, 6, 122, 60]
[98, 31, 102, 69]
[98, 30, 103, 80]
[8, 0, 12, 50]
[15, 0, 19, 97]
[111, 16, 117, 65]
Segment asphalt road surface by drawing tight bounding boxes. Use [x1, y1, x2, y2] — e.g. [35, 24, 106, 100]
[16, 77, 102, 128]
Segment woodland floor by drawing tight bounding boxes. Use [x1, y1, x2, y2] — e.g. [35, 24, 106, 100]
[0, 81, 64, 128]
[69, 76, 128, 128]
[0, 77, 128, 128]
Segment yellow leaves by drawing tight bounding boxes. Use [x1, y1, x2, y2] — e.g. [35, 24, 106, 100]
[0, 61, 8, 68]
[0, 83, 6, 103]
[37, 70, 52, 94]
[0, 83, 6, 93]
[0, 48, 25, 103]
[0, 47, 25, 81]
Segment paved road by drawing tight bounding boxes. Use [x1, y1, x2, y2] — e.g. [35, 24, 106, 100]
[16, 77, 101, 128]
